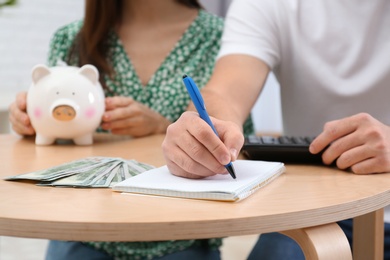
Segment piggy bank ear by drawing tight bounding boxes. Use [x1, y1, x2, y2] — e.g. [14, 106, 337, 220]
[32, 64, 51, 84]
[79, 65, 99, 85]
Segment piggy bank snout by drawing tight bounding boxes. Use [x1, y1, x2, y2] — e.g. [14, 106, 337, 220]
[52, 105, 76, 121]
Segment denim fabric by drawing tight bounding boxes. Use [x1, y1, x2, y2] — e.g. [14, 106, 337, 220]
[248, 219, 390, 260]
[45, 240, 221, 260]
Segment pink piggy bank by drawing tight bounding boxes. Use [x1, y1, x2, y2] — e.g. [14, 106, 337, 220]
[27, 64, 105, 145]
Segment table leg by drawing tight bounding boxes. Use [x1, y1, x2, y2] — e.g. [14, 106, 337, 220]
[281, 223, 352, 260]
[353, 209, 384, 260]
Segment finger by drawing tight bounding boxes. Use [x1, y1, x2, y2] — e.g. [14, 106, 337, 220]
[9, 101, 31, 126]
[350, 156, 390, 174]
[9, 115, 35, 135]
[9, 110, 35, 135]
[101, 116, 140, 131]
[163, 136, 225, 178]
[321, 132, 365, 165]
[162, 114, 228, 176]
[213, 118, 244, 161]
[310, 117, 358, 154]
[335, 144, 372, 170]
[187, 116, 232, 167]
[103, 104, 138, 123]
[16, 92, 28, 111]
[101, 105, 147, 133]
[105, 96, 134, 110]
[177, 128, 228, 174]
[9, 102, 35, 135]
[336, 138, 390, 174]
[167, 149, 222, 178]
[166, 161, 206, 179]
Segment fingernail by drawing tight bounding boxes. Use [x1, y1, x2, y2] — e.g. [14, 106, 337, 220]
[220, 154, 230, 165]
[309, 144, 315, 153]
[230, 149, 237, 160]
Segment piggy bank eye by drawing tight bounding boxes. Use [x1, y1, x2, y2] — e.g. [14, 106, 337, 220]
[72, 92, 75, 95]
[56, 91, 59, 95]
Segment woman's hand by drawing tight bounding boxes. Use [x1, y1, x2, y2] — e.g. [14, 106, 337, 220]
[8, 91, 35, 136]
[310, 113, 390, 174]
[101, 96, 171, 137]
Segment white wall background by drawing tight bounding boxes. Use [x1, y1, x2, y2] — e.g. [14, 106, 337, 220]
[0, 0, 85, 133]
[0, 0, 85, 94]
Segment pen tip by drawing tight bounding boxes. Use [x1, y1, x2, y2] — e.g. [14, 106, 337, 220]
[226, 164, 236, 179]
[182, 74, 188, 79]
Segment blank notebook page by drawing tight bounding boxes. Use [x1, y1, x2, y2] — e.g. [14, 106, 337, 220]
[112, 160, 285, 201]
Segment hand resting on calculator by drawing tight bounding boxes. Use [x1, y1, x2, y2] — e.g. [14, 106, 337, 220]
[241, 135, 324, 164]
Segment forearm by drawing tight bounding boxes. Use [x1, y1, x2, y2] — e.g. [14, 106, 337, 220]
[188, 54, 269, 128]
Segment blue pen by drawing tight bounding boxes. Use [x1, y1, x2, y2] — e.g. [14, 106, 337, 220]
[182, 74, 236, 179]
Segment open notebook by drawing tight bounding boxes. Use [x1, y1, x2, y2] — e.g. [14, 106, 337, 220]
[112, 160, 285, 202]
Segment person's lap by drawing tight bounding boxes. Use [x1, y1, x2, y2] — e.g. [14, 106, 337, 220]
[45, 240, 220, 260]
[248, 219, 390, 260]
[46, 219, 390, 259]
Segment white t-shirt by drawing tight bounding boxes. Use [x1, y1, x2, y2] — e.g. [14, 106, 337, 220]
[218, 0, 390, 222]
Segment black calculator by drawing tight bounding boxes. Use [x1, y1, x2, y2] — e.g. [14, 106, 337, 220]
[241, 135, 324, 164]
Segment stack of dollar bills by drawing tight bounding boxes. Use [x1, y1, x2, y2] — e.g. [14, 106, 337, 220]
[4, 157, 155, 188]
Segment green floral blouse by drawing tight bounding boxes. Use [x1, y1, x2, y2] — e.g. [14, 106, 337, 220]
[47, 9, 253, 260]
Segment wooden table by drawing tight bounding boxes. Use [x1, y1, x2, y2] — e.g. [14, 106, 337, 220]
[1, 134, 389, 260]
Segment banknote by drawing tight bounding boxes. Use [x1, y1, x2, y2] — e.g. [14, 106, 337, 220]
[5, 157, 116, 181]
[5, 157, 155, 188]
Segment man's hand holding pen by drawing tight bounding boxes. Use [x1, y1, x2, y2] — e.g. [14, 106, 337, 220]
[162, 111, 244, 179]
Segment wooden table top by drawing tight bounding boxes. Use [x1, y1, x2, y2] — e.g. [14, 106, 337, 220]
[1, 133, 390, 242]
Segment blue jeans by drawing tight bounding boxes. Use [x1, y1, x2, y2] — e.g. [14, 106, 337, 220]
[45, 240, 221, 260]
[248, 219, 390, 260]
